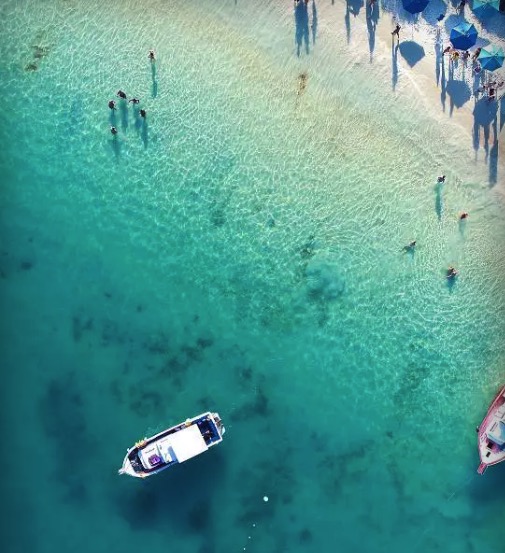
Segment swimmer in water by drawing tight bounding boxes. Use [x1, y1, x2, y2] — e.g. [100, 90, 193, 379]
[402, 240, 417, 252]
[446, 266, 458, 279]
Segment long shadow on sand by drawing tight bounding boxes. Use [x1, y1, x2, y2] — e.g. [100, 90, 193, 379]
[440, 53, 447, 112]
[392, 41, 399, 90]
[312, 0, 318, 45]
[472, 96, 498, 154]
[295, 1, 310, 56]
[366, 1, 379, 62]
[473, 97, 500, 186]
[435, 29, 443, 87]
[345, 0, 364, 44]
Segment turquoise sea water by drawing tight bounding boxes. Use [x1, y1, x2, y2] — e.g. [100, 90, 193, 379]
[1, 1, 505, 552]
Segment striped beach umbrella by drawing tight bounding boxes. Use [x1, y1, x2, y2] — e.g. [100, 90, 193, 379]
[402, 0, 430, 14]
[478, 45, 505, 72]
[472, 0, 500, 16]
[450, 22, 478, 51]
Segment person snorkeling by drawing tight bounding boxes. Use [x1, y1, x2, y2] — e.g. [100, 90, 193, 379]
[446, 266, 458, 279]
[402, 240, 417, 252]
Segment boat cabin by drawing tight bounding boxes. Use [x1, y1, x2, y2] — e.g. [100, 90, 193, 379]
[139, 424, 209, 470]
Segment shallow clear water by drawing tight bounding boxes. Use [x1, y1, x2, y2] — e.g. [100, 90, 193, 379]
[1, 1, 504, 552]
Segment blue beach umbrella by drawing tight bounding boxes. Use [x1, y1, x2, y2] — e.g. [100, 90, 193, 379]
[402, 0, 430, 14]
[478, 45, 505, 72]
[472, 0, 500, 16]
[450, 22, 478, 51]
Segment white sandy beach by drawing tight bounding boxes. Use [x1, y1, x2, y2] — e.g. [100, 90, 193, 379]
[309, 0, 505, 189]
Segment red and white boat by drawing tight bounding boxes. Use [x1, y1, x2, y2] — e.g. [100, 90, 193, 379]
[477, 385, 505, 475]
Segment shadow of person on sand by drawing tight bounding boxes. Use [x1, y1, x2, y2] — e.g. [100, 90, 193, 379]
[472, 65, 484, 99]
[440, 51, 447, 112]
[435, 29, 443, 86]
[345, 0, 364, 44]
[500, 95, 505, 133]
[488, 117, 499, 187]
[311, 0, 318, 45]
[295, 1, 310, 56]
[472, 96, 498, 157]
[366, 1, 379, 62]
[345, 1, 351, 44]
[392, 41, 399, 90]
[347, 0, 363, 16]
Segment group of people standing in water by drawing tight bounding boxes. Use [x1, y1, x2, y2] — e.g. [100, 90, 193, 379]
[403, 175, 468, 283]
[108, 50, 155, 136]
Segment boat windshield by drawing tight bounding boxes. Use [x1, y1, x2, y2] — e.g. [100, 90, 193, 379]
[488, 421, 505, 447]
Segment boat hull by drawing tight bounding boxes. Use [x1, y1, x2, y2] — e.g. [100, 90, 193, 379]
[477, 386, 505, 475]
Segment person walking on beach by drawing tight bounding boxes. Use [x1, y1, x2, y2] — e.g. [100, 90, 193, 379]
[108, 100, 116, 110]
[392, 24, 401, 43]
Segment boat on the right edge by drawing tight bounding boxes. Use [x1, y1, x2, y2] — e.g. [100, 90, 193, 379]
[477, 385, 505, 475]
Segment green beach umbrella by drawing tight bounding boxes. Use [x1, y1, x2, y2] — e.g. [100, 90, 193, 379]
[478, 45, 505, 72]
